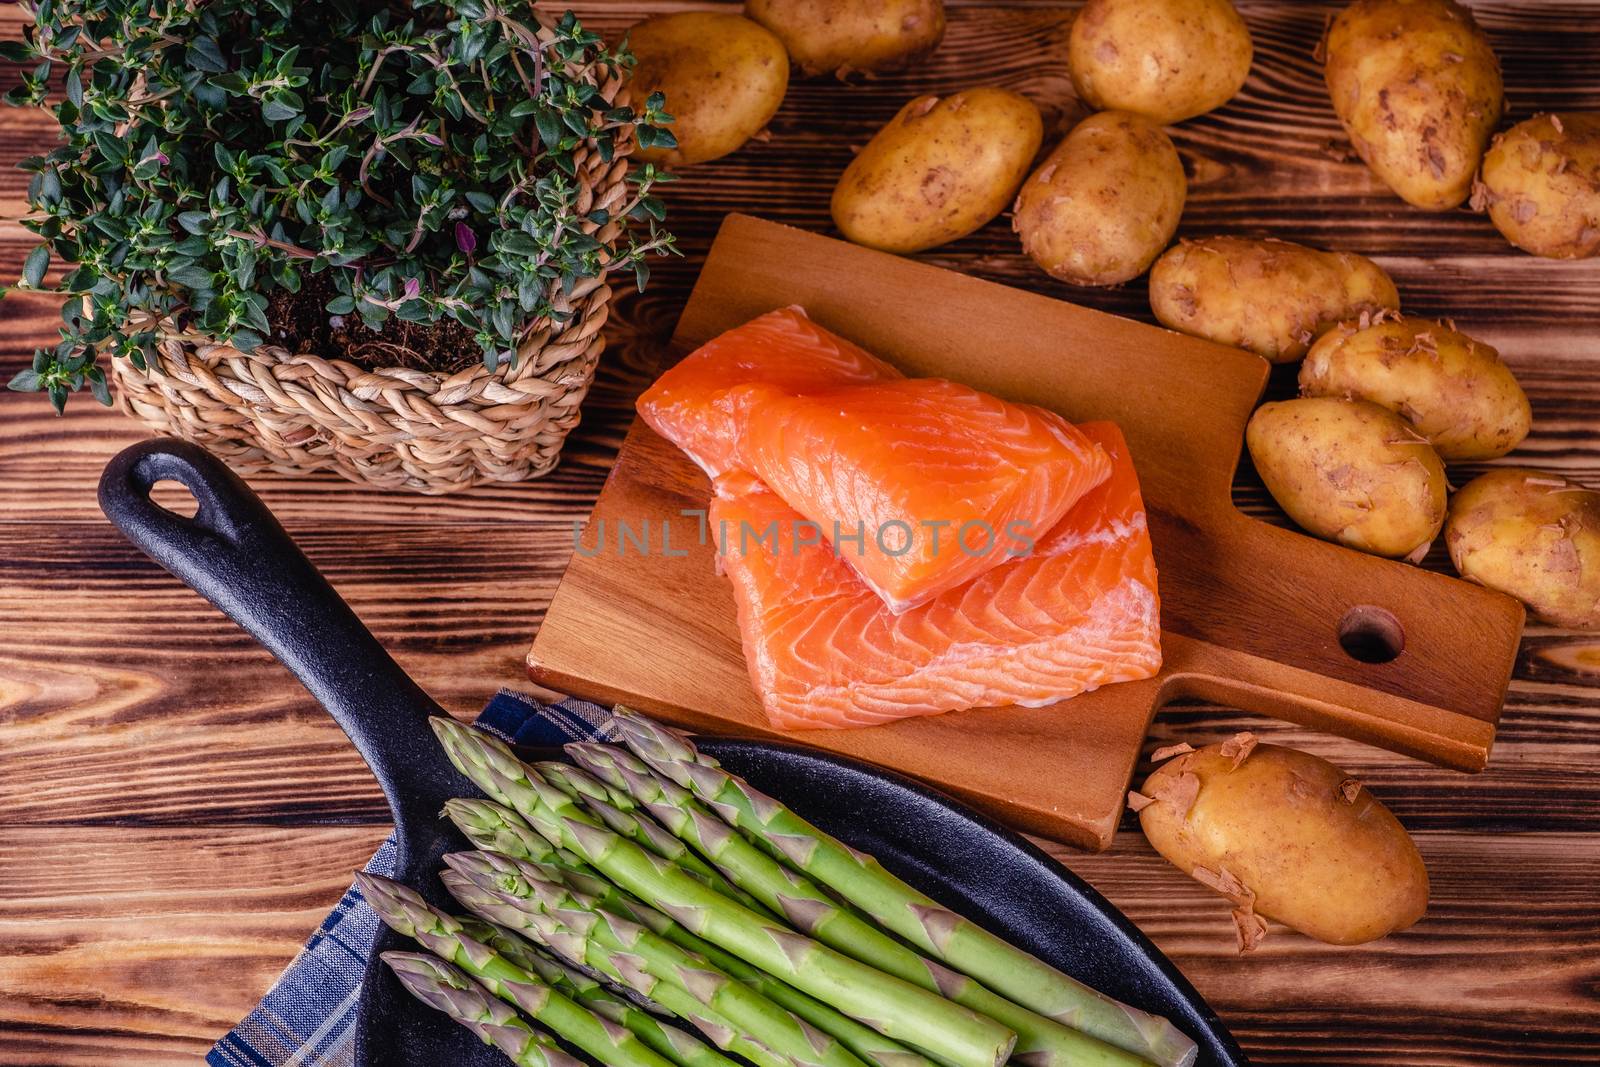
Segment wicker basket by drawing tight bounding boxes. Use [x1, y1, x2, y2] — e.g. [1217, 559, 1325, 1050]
[113, 65, 633, 495]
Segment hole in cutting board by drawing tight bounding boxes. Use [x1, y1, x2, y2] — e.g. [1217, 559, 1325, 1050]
[151, 478, 199, 519]
[1338, 606, 1404, 663]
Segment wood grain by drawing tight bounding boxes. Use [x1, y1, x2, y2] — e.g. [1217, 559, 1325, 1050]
[1070, 832, 1600, 1067]
[2, 0, 1599, 1063]
[0, 826, 392, 1064]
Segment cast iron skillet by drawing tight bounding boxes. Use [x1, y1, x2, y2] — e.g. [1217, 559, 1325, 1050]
[98, 438, 1247, 1067]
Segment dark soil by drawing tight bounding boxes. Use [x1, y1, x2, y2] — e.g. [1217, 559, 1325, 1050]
[265, 271, 486, 374]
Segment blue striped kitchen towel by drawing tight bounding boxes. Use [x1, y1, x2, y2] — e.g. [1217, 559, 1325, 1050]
[206, 690, 615, 1067]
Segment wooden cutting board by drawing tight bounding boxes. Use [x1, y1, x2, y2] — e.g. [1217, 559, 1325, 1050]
[528, 214, 1524, 850]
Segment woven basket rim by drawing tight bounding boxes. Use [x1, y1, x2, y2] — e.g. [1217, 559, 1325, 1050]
[133, 309, 586, 388]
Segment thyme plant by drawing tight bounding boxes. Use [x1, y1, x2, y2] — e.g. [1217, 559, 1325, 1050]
[3, 0, 676, 411]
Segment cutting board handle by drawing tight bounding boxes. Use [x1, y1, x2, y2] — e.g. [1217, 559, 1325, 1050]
[1153, 511, 1522, 771]
[97, 438, 456, 841]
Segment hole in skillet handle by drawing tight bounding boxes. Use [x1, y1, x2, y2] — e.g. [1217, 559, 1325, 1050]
[1338, 605, 1405, 664]
[355, 739, 1244, 1067]
[149, 478, 200, 518]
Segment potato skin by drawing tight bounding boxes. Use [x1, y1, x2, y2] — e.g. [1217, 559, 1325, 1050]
[1475, 112, 1600, 259]
[831, 90, 1043, 255]
[1446, 469, 1600, 628]
[1246, 397, 1446, 559]
[1068, 0, 1253, 125]
[1013, 111, 1186, 287]
[1323, 0, 1503, 210]
[1149, 237, 1399, 362]
[628, 13, 789, 167]
[1299, 316, 1531, 461]
[745, 0, 944, 77]
[1138, 742, 1429, 946]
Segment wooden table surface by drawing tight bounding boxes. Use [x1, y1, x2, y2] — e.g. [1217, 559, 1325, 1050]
[2, 2, 1598, 1064]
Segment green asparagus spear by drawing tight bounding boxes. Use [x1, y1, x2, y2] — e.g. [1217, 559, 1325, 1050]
[539, 759, 639, 811]
[444, 801, 938, 1067]
[429, 717, 1017, 1067]
[448, 798, 647, 910]
[380, 951, 584, 1067]
[568, 742, 1147, 1067]
[457, 914, 632, 1001]
[445, 797, 593, 872]
[458, 915, 734, 1067]
[611, 709, 1199, 1067]
[443, 866, 793, 1067]
[449, 849, 899, 1067]
[358, 872, 688, 1067]
[456, 915, 625, 1001]
[537, 761, 772, 916]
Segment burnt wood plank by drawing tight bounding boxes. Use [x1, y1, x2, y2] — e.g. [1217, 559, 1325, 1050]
[1, 0, 1598, 1064]
[0, 526, 1596, 831]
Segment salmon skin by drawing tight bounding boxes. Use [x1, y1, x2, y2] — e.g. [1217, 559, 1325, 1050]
[638, 306, 1113, 612]
[710, 422, 1162, 730]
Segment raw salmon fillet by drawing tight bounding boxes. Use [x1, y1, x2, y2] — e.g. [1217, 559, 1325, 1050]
[636, 305, 900, 480]
[639, 305, 1113, 612]
[711, 422, 1162, 730]
[734, 377, 1112, 611]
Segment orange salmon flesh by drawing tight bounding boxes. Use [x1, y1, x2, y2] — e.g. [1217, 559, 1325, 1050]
[639, 306, 1113, 612]
[709, 421, 1162, 729]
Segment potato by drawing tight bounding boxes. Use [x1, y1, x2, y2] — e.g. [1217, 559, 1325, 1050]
[1013, 111, 1186, 287]
[1246, 397, 1446, 559]
[746, 0, 944, 77]
[1474, 112, 1600, 259]
[1446, 469, 1600, 628]
[1149, 237, 1399, 362]
[628, 13, 789, 167]
[831, 89, 1043, 255]
[1135, 736, 1429, 948]
[1322, 0, 1503, 210]
[1299, 315, 1531, 461]
[1068, 0, 1252, 125]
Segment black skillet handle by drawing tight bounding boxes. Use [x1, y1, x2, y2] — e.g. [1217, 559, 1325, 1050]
[97, 438, 455, 839]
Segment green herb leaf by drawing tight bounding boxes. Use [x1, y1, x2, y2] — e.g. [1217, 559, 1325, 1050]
[187, 36, 229, 73]
[535, 109, 563, 148]
[261, 98, 298, 122]
[8, 368, 42, 392]
[21, 246, 49, 288]
[88, 368, 112, 406]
